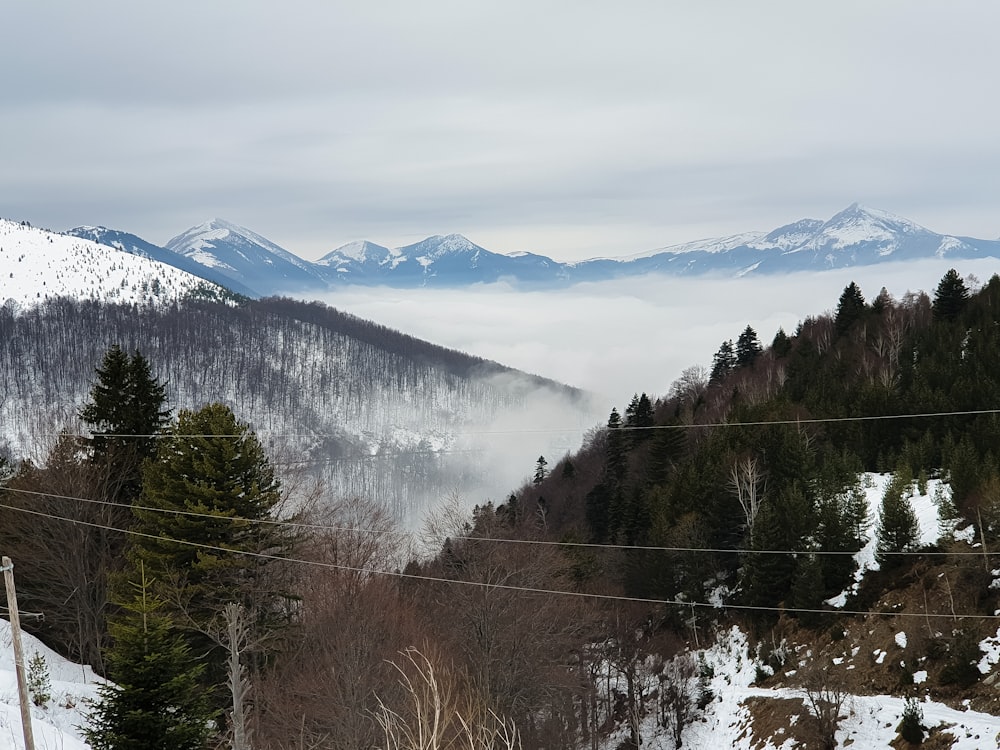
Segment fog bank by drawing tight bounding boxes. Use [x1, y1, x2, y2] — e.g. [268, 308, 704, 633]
[322, 259, 1000, 407]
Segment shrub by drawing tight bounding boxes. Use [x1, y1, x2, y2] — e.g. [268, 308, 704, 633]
[898, 697, 925, 744]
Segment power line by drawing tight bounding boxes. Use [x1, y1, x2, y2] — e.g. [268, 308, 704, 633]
[37, 405, 1000, 442]
[0, 480, 986, 558]
[2, 485, 985, 558]
[0, 499, 997, 622]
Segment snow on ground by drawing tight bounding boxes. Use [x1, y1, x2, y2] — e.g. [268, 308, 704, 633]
[600, 624, 1000, 749]
[0, 620, 102, 750]
[827, 473, 946, 608]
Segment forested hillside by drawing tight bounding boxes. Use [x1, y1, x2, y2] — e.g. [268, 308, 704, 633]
[0, 295, 592, 519]
[5, 269, 1000, 750]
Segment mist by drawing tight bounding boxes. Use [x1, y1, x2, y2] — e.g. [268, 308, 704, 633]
[321, 259, 1000, 408]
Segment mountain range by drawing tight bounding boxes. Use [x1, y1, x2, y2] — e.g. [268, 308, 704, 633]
[63, 204, 1000, 297]
[0, 218, 597, 522]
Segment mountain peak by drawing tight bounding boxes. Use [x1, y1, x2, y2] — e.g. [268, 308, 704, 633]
[401, 234, 484, 258]
[824, 203, 921, 230]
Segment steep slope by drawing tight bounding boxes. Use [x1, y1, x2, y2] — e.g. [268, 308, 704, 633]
[0, 219, 234, 309]
[165, 218, 330, 295]
[67, 225, 259, 298]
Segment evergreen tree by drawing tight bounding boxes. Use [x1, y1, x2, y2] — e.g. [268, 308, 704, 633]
[80, 345, 170, 503]
[834, 282, 866, 335]
[789, 554, 825, 626]
[735, 325, 762, 368]
[710, 340, 736, 383]
[605, 407, 627, 484]
[624, 392, 655, 445]
[533, 455, 548, 485]
[585, 409, 627, 542]
[771, 327, 792, 358]
[85, 567, 214, 750]
[870, 286, 892, 314]
[932, 268, 970, 321]
[875, 472, 921, 566]
[128, 403, 296, 693]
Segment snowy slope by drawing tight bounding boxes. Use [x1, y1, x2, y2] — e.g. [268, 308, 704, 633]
[0, 619, 104, 750]
[165, 219, 330, 295]
[67, 225, 259, 298]
[0, 219, 233, 310]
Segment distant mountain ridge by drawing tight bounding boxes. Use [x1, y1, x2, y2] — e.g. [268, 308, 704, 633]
[63, 204, 1000, 297]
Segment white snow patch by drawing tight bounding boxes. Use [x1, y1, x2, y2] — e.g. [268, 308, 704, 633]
[0, 619, 106, 749]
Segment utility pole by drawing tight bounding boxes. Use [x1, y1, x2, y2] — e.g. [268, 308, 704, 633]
[2, 556, 35, 750]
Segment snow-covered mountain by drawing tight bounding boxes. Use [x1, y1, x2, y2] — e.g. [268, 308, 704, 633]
[318, 233, 564, 286]
[53, 203, 1000, 296]
[0, 219, 235, 310]
[164, 219, 330, 295]
[314, 203, 1000, 287]
[67, 225, 259, 298]
[588, 204, 1000, 279]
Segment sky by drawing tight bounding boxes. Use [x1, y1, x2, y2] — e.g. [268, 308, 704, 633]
[2, 2, 999, 262]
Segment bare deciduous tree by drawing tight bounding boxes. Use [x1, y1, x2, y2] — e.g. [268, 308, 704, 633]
[729, 455, 766, 535]
[376, 647, 520, 750]
[658, 651, 699, 748]
[801, 667, 849, 750]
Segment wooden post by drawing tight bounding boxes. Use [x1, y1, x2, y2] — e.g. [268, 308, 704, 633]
[2, 556, 35, 750]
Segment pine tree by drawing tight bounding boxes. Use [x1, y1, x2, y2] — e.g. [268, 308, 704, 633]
[771, 327, 792, 358]
[876, 472, 921, 566]
[128, 403, 296, 693]
[834, 282, 866, 335]
[932, 268, 970, 321]
[735, 326, 762, 368]
[80, 345, 170, 503]
[624, 392, 655, 445]
[533, 455, 548, 485]
[710, 340, 736, 382]
[85, 567, 214, 750]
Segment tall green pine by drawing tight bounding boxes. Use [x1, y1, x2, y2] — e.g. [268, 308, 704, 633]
[875, 472, 921, 567]
[710, 340, 736, 383]
[85, 567, 214, 750]
[834, 282, 866, 335]
[129, 403, 295, 694]
[932, 268, 969, 321]
[80, 345, 170, 503]
[735, 326, 762, 367]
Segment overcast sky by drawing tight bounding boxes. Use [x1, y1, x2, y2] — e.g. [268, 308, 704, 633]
[2, 2, 998, 262]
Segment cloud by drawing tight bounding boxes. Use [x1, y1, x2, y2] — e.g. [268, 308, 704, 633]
[3, 2, 1000, 259]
